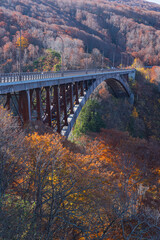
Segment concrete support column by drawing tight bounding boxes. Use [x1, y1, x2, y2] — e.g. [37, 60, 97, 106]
[23, 91, 29, 122]
[54, 85, 61, 133]
[6, 93, 11, 110]
[75, 82, 79, 104]
[36, 88, 42, 121]
[27, 90, 31, 121]
[45, 86, 51, 127]
[30, 89, 33, 109]
[62, 84, 68, 126]
[80, 81, 84, 96]
[85, 80, 88, 91]
[69, 83, 74, 114]
[18, 92, 22, 116]
[18, 91, 30, 123]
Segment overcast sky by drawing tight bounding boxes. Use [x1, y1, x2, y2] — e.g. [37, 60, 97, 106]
[146, 0, 160, 4]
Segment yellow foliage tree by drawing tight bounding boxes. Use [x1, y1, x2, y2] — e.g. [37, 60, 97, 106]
[16, 35, 29, 49]
[131, 58, 144, 69]
[132, 107, 139, 118]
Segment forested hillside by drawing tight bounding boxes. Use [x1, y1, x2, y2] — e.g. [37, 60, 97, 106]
[0, 105, 160, 239]
[0, 0, 160, 72]
[72, 64, 160, 141]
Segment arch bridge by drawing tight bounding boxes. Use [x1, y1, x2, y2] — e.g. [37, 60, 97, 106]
[0, 69, 135, 137]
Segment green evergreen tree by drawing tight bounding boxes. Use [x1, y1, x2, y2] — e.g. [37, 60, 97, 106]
[73, 99, 105, 137]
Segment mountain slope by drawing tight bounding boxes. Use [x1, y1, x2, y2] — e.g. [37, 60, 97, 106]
[0, 0, 160, 72]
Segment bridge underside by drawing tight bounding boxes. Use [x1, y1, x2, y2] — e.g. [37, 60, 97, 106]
[1, 72, 134, 138]
[107, 79, 129, 97]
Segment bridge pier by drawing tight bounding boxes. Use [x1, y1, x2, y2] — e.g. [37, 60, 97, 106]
[54, 85, 61, 133]
[36, 88, 42, 121]
[69, 83, 74, 114]
[18, 91, 30, 123]
[27, 90, 31, 121]
[45, 87, 51, 127]
[85, 81, 88, 91]
[75, 82, 79, 104]
[30, 89, 33, 116]
[6, 93, 11, 110]
[62, 84, 68, 126]
[80, 81, 84, 96]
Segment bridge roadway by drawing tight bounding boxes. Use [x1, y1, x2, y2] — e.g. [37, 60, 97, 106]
[0, 68, 135, 137]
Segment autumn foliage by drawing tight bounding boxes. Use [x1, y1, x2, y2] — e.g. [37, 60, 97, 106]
[0, 105, 160, 239]
[16, 35, 29, 49]
[0, 0, 160, 72]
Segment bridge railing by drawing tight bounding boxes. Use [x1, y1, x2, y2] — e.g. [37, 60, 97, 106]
[0, 68, 133, 83]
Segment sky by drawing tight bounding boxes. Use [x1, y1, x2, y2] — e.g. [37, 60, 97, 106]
[146, 0, 160, 4]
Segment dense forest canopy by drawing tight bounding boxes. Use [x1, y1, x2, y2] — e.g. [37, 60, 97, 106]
[0, 0, 160, 72]
[0, 105, 160, 239]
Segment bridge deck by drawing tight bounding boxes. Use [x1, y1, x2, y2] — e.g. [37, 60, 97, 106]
[0, 69, 135, 94]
